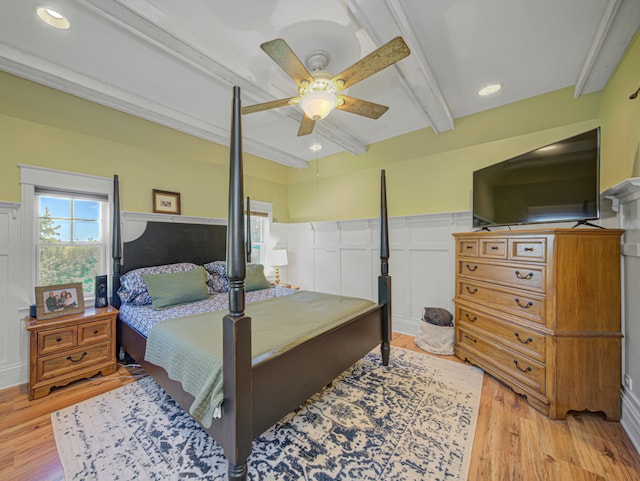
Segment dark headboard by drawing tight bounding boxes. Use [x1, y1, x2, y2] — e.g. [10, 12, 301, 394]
[122, 221, 227, 273]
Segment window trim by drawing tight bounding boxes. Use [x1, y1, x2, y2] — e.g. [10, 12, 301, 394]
[20, 165, 114, 304]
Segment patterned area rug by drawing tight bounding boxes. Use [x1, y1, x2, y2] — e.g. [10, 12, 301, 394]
[52, 348, 483, 481]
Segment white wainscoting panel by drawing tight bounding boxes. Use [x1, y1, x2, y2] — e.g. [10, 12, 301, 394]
[603, 178, 640, 453]
[0, 203, 27, 390]
[282, 211, 472, 337]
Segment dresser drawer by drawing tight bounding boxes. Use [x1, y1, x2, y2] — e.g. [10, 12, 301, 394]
[38, 327, 77, 355]
[457, 280, 545, 323]
[510, 238, 546, 262]
[480, 238, 507, 259]
[456, 306, 545, 361]
[457, 260, 546, 293]
[458, 239, 478, 257]
[79, 318, 112, 345]
[457, 326, 545, 394]
[37, 342, 112, 380]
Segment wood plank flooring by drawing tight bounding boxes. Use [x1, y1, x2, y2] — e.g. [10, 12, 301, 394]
[1, 332, 639, 481]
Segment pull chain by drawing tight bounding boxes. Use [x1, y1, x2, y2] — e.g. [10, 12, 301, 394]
[315, 128, 320, 188]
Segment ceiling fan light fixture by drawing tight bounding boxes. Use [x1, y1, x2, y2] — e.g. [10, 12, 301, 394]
[300, 90, 337, 120]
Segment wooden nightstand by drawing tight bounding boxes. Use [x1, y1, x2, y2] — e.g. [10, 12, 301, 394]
[25, 306, 118, 400]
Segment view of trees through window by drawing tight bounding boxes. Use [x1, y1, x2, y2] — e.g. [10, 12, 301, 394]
[38, 195, 106, 295]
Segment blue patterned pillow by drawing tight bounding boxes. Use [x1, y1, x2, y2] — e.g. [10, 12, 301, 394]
[203, 260, 229, 293]
[118, 262, 214, 305]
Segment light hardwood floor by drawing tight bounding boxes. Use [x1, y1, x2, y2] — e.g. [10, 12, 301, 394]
[1, 332, 639, 481]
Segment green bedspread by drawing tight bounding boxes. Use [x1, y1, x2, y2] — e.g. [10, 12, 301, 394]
[144, 290, 377, 427]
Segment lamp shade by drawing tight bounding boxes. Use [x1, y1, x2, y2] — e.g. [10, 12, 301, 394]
[268, 249, 288, 267]
[300, 90, 337, 120]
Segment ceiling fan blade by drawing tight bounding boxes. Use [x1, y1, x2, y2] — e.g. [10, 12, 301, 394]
[242, 97, 296, 115]
[297, 114, 316, 136]
[261, 38, 314, 86]
[337, 96, 389, 119]
[332, 36, 410, 89]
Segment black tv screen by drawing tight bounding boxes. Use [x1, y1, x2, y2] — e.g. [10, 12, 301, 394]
[472, 128, 600, 228]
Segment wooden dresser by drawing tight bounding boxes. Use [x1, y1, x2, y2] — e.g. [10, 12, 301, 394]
[25, 306, 118, 400]
[453, 228, 623, 420]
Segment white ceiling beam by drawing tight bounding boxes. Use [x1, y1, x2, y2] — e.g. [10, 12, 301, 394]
[0, 44, 307, 169]
[574, 0, 622, 98]
[346, 0, 455, 133]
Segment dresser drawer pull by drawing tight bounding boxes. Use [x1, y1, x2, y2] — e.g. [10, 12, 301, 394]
[515, 298, 533, 309]
[93, 329, 99, 335]
[491, 246, 499, 250]
[56, 337, 62, 342]
[515, 270, 533, 280]
[464, 334, 477, 343]
[524, 247, 534, 252]
[465, 264, 478, 272]
[514, 332, 533, 344]
[464, 313, 477, 322]
[465, 286, 478, 294]
[513, 360, 532, 373]
[67, 352, 87, 363]
[465, 245, 473, 250]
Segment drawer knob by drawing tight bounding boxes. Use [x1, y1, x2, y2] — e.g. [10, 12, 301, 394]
[465, 286, 478, 294]
[464, 313, 477, 322]
[515, 270, 533, 280]
[56, 337, 62, 342]
[465, 264, 478, 272]
[515, 298, 533, 309]
[514, 332, 533, 344]
[465, 245, 472, 250]
[491, 246, 498, 250]
[464, 334, 477, 343]
[67, 352, 87, 363]
[93, 329, 99, 335]
[513, 360, 532, 373]
[524, 247, 534, 252]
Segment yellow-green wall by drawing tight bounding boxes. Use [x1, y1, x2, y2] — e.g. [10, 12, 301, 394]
[0, 71, 290, 220]
[1, 29, 638, 223]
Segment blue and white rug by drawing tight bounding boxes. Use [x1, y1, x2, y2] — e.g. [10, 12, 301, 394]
[52, 348, 483, 480]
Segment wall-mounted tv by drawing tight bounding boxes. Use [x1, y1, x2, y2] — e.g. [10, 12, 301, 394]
[472, 127, 600, 228]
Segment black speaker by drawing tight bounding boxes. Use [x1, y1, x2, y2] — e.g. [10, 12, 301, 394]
[95, 275, 108, 308]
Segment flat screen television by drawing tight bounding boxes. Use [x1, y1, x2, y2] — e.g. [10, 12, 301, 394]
[472, 127, 600, 228]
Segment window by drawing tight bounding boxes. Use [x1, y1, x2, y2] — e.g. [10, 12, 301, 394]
[36, 190, 109, 296]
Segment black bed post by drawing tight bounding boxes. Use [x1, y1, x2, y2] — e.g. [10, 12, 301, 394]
[378, 169, 392, 366]
[112, 174, 122, 309]
[222, 86, 252, 481]
[246, 197, 251, 264]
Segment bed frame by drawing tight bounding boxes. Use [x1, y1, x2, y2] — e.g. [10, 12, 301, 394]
[113, 86, 392, 481]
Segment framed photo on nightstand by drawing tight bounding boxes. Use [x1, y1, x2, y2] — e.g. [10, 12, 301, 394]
[35, 282, 84, 320]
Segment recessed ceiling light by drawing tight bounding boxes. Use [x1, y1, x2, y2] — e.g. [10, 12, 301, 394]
[478, 83, 502, 96]
[36, 7, 71, 30]
[310, 143, 322, 152]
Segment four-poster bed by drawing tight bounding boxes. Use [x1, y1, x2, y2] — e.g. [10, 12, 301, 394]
[113, 86, 392, 480]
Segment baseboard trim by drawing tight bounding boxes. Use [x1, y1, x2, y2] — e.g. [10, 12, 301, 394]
[622, 388, 640, 453]
[393, 316, 419, 336]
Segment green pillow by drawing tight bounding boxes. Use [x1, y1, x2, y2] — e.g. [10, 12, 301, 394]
[245, 264, 271, 292]
[142, 266, 209, 310]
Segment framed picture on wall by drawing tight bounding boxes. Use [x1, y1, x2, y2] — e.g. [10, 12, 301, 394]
[35, 282, 84, 320]
[153, 189, 181, 215]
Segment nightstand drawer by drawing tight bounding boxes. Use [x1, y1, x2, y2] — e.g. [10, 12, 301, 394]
[79, 319, 112, 345]
[38, 327, 77, 355]
[38, 342, 112, 380]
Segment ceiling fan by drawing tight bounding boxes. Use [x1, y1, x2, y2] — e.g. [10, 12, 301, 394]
[242, 36, 410, 136]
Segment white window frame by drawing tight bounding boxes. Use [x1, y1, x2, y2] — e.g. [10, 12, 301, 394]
[20, 165, 113, 305]
[247, 200, 272, 266]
